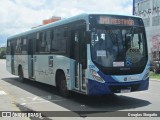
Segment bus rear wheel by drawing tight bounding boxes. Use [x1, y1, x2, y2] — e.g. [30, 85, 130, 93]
[18, 67, 25, 82]
[59, 73, 70, 98]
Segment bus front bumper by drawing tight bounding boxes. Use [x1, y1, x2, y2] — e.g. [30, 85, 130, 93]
[87, 78, 149, 96]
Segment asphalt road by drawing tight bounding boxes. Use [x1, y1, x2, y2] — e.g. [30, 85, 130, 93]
[0, 59, 160, 120]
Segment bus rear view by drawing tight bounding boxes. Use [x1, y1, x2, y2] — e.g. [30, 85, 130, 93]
[87, 14, 149, 95]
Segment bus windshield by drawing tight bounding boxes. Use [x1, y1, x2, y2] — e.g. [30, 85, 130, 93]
[90, 26, 147, 68]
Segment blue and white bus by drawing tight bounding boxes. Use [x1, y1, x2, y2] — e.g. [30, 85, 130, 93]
[6, 13, 150, 97]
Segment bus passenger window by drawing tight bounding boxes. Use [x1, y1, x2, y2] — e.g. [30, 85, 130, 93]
[7, 41, 11, 55]
[39, 32, 47, 52]
[21, 38, 27, 54]
[36, 33, 40, 53]
[46, 30, 51, 52]
[16, 38, 22, 54]
[51, 28, 66, 53]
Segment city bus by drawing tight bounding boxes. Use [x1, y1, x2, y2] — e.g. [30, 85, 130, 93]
[6, 13, 150, 97]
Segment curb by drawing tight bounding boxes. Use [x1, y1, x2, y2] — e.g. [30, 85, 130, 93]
[150, 79, 160, 81]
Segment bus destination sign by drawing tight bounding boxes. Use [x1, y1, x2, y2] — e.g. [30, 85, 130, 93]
[98, 16, 135, 26]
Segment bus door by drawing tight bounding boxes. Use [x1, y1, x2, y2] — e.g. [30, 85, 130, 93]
[11, 45, 15, 74]
[28, 39, 34, 79]
[72, 30, 83, 91]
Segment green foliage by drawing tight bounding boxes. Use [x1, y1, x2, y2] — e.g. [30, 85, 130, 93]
[150, 71, 160, 80]
[0, 47, 6, 59]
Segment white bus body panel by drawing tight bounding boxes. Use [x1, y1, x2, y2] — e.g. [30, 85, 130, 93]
[33, 55, 74, 90]
[6, 54, 77, 91]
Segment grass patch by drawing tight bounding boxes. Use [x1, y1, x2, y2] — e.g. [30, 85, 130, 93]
[150, 71, 160, 80]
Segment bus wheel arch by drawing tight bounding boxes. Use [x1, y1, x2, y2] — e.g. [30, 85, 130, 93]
[55, 69, 70, 97]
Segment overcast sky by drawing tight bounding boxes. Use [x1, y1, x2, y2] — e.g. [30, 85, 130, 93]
[0, 0, 133, 46]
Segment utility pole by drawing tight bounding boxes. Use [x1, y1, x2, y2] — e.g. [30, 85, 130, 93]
[159, 42, 160, 69]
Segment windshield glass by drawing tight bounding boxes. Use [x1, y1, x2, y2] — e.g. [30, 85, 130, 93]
[91, 26, 147, 68]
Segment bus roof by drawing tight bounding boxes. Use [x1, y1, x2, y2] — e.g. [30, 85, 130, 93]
[8, 13, 142, 40]
[8, 13, 89, 40]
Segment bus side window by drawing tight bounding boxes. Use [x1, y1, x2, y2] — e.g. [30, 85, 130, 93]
[51, 28, 60, 52]
[41, 32, 46, 52]
[37, 32, 45, 53]
[7, 41, 11, 55]
[46, 30, 51, 52]
[11, 40, 16, 55]
[22, 38, 27, 54]
[51, 30, 56, 52]
[36, 33, 40, 53]
[51, 27, 67, 53]
[16, 38, 22, 54]
[60, 27, 67, 52]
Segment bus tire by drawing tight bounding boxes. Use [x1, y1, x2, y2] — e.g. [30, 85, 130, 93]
[18, 66, 25, 83]
[59, 73, 70, 98]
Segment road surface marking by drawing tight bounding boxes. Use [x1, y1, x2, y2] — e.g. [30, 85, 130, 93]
[0, 90, 7, 95]
[20, 99, 63, 105]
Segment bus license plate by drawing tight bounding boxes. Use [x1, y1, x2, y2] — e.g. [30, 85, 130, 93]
[120, 89, 131, 93]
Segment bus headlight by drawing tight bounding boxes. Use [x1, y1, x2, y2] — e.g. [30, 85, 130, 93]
[90, 69, 105, 83]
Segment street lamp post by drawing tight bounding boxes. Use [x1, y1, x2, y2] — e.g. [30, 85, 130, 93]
[159, 42, 160, 69]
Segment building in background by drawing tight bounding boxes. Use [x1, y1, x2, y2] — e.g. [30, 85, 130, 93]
[133, 0, 160, 62]
[43, 16, 61, 25]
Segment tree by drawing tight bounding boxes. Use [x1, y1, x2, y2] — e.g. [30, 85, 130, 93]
[0, 47, 6, 59]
